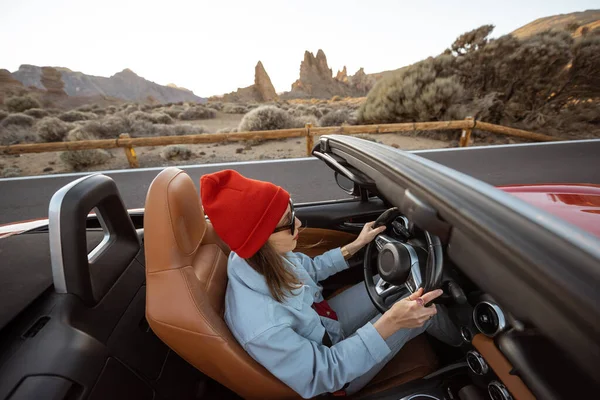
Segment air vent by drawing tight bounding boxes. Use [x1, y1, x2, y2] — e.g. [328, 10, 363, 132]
[488, 381, 513, 400]
[473, 301, 506, 337]
[466, 350, 489, 375]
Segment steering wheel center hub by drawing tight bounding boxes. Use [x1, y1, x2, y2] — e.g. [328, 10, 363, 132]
[377, 242, 416, 286]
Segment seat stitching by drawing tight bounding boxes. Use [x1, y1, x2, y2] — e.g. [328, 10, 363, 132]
[180, 266, 222, 336]
[149, 316, 223, 338]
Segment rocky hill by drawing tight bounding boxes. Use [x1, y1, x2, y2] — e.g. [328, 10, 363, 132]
[511, 9, 600, 38]
[284, 49, 374, 99]
[218, 61, 279, 103]
[11, 65, 205, 104]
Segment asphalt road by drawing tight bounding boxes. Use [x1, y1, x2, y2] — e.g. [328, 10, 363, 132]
[2, 139, 599, 225]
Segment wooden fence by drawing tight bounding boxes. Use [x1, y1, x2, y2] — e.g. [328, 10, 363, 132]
[0, 117, 560, 168]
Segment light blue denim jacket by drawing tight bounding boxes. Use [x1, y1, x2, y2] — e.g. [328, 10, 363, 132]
[224, 248, 392, 398]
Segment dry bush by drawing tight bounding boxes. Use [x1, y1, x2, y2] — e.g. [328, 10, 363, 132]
[238, 106, 296, 131]
[319, 109, 356, 126]
[60, 150, 110, 170]
[24, 108, 50, 119]
[59, 110, 97, 122]
[1, 113, 36, 128]
[207, 102, 223, 111]
[122, 104, 140, 115]
[129, 121, 206, 137]
[163, 107, 185, 118]
[36, 117, 71, 142]
[292, 114, 320, 128]
[223, 103, 248, 114]
[358, 56, 465, 123]
[0, 110, 8, 121]
[1, 167, 22, 178]
[60, 129, 110, 170]
[160, 145, 192, 161]
[179, 106, 217, 120]
[0, 125, 38, 145]
[217, 127, 238, 133]
[128, 111, 174, 124]
[76, 105, 94, 112]
[6, 96, 41, 112]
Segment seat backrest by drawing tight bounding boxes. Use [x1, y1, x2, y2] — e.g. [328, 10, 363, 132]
[144, 167, 298, 400]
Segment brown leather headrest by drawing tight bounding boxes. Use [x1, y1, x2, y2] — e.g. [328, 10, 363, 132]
[144, 167, 207, 273]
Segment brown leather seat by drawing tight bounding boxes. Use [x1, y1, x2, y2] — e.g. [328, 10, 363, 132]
[144, 167, 438, 400]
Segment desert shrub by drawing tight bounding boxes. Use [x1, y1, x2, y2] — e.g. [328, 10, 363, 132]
[128, 111, 174, 124]
[179, 107, 217, 120]
[59, 110, 97, 122]
[207, 102, 223, 111]
[223, 103, 248, 114]
[0, 113, 36, 128]
[6, 96, 41, 112]
[24, 108, 50, 118]
[60, 129, 110, 170]
[122, 104, 140, 115]
[36, 117, 71, 142]
[318, 107, 332, 115]
[217, 127, 238, 133]
[163, 107, 185, 118]
[0, 110, 8, 121]
[152, 112, 173, 124]
[160, 145, 192, 161]
[76, 105, 94, 112]
[292, 114, 320, 128]
[1, 167, 21, 178]
[97, 115, 131, 138]
[170, 124, 206, 136]
[319, 109, 356, 126]
[0, 125, 38, 145]
[129, 121, 205, 137]
[358, 56, 464, 123]
[238, 106, 296, 132]
[60, 149, 110, 170]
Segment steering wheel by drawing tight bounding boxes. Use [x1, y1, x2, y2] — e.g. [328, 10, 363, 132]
[363, 207, 444, 313]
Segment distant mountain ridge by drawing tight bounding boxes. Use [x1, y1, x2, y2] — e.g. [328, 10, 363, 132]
[11, 65, 205, 104]
[511, 9, 600, 38]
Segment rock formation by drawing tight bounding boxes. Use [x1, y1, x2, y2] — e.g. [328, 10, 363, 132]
[285, 49, 374, 99]
[10, 65, 205, 104]
[254, 61, 278, 102]
[0, 69, 27, 104]
[335, 66, 348, 83]
[218, 61, 279, 103]
[41, 67, 66, 96]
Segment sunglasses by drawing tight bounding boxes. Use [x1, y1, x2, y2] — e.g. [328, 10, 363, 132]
[273, 200, 296, 236]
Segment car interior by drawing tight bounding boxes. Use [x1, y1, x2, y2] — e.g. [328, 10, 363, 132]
[0, 135, 599, 400]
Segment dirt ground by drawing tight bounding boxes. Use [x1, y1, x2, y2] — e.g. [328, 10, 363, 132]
[0, 113, 453, 177]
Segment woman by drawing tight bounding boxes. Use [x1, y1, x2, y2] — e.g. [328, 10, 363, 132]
[200, 169, 461, 399]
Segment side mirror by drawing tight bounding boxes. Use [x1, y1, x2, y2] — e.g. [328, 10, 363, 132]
[335, 172, 356, 195]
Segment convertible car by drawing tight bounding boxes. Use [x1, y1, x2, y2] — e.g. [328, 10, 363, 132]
[0, 135, 599, 400]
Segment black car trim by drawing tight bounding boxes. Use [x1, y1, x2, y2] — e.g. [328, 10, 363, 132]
[318, 135, 600, 386]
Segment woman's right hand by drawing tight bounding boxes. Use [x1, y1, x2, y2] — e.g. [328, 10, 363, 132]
[373, 288, 443, 340]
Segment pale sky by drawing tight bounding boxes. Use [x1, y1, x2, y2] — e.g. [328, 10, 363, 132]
[0, 0, 597, 97]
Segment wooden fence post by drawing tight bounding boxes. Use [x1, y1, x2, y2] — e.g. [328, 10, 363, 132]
[305, 123, 314, 156]
[459, 117, 474, 147]
[119, 133, 139, 168]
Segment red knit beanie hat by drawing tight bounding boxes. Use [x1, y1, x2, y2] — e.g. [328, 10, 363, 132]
[200, 169, 290, 258]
